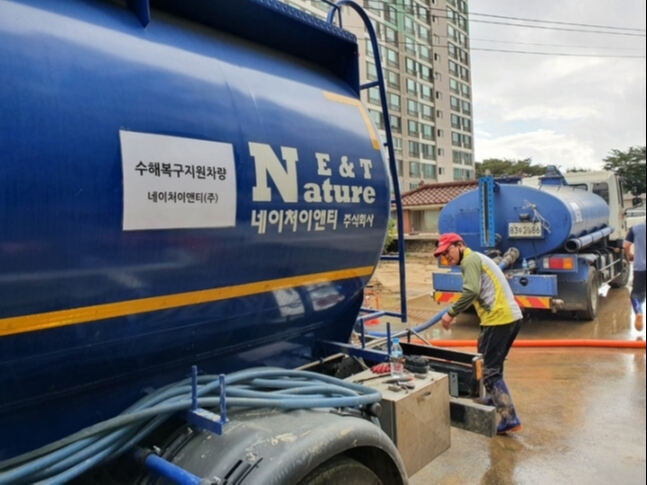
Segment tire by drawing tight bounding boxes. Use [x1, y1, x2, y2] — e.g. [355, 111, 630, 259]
[299, 456, 382, 485]
[609, 257, 630, 288]
[577, 267, 599, 320]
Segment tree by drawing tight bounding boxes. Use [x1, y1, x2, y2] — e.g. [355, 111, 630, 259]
[475, 158, 547, 178]
[603, 146, 646, 196]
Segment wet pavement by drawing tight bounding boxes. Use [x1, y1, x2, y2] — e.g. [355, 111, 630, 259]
[368, 260, 646, 484]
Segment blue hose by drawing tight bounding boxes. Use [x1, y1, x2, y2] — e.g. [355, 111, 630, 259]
[366, 307, 449, 338]
[141, 452, 201, 485]
[0, 368, 381, 484]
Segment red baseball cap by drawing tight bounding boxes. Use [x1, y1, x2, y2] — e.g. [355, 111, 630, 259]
[434, 233, 464, 257]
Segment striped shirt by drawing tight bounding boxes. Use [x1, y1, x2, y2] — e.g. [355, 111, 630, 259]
[448, 247, 522, 326]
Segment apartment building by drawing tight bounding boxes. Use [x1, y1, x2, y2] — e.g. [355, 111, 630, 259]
[283, 0, 474, 189]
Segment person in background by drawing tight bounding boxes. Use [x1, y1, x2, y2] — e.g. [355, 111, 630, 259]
[624, 221, 646, 331]
[434, 233, 523, 435]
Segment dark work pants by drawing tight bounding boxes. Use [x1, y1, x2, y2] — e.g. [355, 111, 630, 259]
[478, 320, 521, 391]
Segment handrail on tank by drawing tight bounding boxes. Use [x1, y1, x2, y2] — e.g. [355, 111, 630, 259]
[327, 1, 407, 324]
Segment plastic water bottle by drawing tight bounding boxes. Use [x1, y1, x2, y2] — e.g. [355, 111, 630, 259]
[521, 258, 528, 271]
[390, 338, 404, 377]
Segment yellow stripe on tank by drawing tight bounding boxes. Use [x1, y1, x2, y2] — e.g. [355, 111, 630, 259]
[0, 266, 374, 338]
[323, 91, 380, 150]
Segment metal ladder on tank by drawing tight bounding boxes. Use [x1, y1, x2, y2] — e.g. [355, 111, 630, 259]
[325, 1, 408, 335]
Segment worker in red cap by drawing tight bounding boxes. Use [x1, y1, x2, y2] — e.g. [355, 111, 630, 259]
[434, 233, 523, 435]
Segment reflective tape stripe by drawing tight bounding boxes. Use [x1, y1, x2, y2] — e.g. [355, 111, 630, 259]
[323, 91, 380, 150]
[434, 292, 461, 303]
[514, 296, 551, 309]
[0, 266, 374, 337]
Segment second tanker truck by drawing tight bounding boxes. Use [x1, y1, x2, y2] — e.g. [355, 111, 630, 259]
[433, 167, 629, 320]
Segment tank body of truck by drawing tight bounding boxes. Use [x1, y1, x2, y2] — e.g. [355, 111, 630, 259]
[0, 1, 425, 482]
[433, 169, 629, 320]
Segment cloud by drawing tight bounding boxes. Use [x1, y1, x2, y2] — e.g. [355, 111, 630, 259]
[503, 104, 601, 121]
[476, 129, 599, 170]
[469, 0, 646, 173]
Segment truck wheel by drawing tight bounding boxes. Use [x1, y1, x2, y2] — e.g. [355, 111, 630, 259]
[609, 258, 630, 288]
[299, 456, 382, 485]
[577, 268, 599, 320]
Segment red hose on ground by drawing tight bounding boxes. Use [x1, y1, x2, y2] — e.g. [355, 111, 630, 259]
[410, 339, 646, 349]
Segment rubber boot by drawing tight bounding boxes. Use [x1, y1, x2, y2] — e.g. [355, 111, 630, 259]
[490, 378, 522, 435]
[475, 393, 493, 406]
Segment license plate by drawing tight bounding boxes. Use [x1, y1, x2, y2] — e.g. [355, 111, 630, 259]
[508, 222, 542, 238]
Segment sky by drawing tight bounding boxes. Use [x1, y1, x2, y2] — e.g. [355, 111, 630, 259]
[468, 1, 646, 171]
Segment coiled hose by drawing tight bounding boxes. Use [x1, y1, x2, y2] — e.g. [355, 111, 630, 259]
[0, 368, 381, 484]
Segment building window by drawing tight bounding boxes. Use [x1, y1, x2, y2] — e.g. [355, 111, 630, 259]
[368, 87, 380, 105]
[392, 136, 402, 152]
[419, 45, 431, 62]
[448, 60, 459, 76]
[365, 39, 374, 57]
[437, 129, 444, 138]
[420, 84, 432, 101]
[408, 142, 421, 158]
[422, 163, 436, 179]
[409, 160, 421, 176]
[451, 131, 461, 147]
[406, 78, 418, 96]
[449, 78, 459, 94]
[408, 120, 419, 137]
[462, 100, 471, 114]
[368, 109, 384, 130]
[450, 95, 460, 111]
[407, 99, 419, 116]
[385, 47, 399, 68]
[419, 64, 432, 81]
[418, 25, 429, 42]
[404, 16, 415, 35]
[390, 115, 401, 133]
[388, 93, 401, 111]
[418, 6, 429, 23]
[421, 123, 434, 141]
[405, 36, 416, 55]
[366, 62, 377, 81]
[384, 25, 397, 45]
[386, 70, 400, 89]
[406, 57, 417, 75]
[421, 143, 435, 160]
[385, 5, 397, 22]
[420, 103, 433, 121]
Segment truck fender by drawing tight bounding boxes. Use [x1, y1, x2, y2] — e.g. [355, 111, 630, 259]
[147, 409, 407, 484]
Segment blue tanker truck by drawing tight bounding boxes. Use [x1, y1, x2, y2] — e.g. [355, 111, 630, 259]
[0, 1, 488, 483]
[433, 168, 629, 320]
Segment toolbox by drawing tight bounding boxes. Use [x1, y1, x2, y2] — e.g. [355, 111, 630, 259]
[350, 369, 451, 475]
